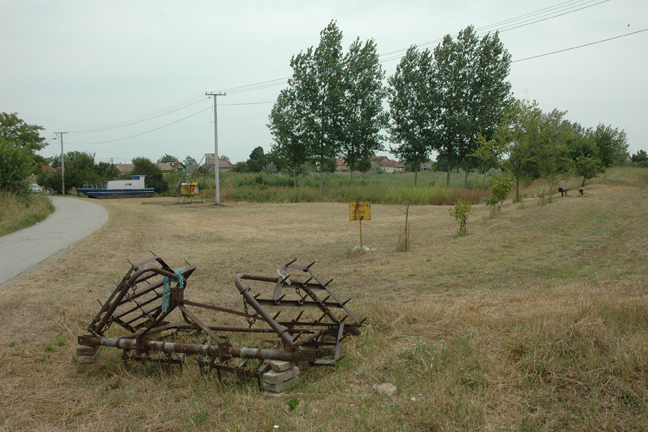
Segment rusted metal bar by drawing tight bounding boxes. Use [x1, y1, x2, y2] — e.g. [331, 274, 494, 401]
[256, 298, 346, 309]
[182, 299, 260, 320]
[78, 336, 317, 362]
[235, 273, 296, 348]
[177, 304, 226, 346]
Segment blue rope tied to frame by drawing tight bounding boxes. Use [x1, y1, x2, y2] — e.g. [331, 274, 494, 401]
[162, 268, 184, 313]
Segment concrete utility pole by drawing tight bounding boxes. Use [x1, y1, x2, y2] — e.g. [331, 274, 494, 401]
[54, 132, 68, 195]
[206, 92, 226, 204]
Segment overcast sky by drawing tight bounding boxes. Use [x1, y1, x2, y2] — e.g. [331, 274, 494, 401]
[1, 0, 646, 166]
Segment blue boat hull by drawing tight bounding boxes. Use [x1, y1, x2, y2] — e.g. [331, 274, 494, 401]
[77, 188, 156, 199]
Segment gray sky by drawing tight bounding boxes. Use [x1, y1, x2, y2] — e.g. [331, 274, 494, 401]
[1, 0, 646, 165]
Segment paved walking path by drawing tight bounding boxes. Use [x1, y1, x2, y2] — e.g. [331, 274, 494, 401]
[0, 196, 108, 287]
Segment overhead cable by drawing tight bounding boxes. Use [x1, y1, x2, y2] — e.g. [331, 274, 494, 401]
[512, 28, 648, 62]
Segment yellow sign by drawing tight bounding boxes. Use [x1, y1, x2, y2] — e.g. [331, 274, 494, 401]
[349, 201, 371, 221]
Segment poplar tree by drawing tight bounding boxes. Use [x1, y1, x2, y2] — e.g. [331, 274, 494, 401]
[340, 38, 387, 185]
[433, 26, 512, 187]
[268, 21, 388, 190]
[388, 46, 439, 186]
[268, 89, 308, 187]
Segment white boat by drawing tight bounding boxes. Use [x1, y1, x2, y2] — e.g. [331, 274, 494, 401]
[76, 175, 156, 199]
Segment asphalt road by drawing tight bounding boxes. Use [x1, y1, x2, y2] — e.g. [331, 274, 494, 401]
[0, 196, 108, 287]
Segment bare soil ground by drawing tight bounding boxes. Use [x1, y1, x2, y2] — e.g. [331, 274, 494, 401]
[1, 181, 647, 431]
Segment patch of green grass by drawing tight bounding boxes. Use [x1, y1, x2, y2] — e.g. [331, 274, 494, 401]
[56, 333, 67, 347]
[44, 341, 58, 352]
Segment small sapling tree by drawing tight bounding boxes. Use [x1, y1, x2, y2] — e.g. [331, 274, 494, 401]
[490, 170, 515, 214]
[449, 200, 474, 236]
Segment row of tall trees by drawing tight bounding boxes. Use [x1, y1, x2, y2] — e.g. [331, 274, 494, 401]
[268, 23, 512, 188]
[268, 21, 387, 189]
[389, 26, 512, 186]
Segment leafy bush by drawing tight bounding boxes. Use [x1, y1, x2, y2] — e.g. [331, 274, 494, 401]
[0, 137, 32, 193]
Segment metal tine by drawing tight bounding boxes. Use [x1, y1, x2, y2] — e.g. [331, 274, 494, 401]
[342, 298, 352, 306]
[96, 299, 103, 307]
[184, 259, 192, 266]
[324, 279, 333, 287]
[339, 334, 351, 343]
[254, 293, 261, 299]
[274, 294, 286, 304]
[305, 261, 316, 270]
[284, 258, 298, 267]
[316, 312, 328, 323]
[292, 311, 304, 322]
[280, 274, 291, 284]
[272, 311, 282, 320]
[127, 259, 135, 269]
[112, 279, 118, 287]
[339, 314, 349, 323]
[359, 317, 367, 325]
[301, 277, 313, 286]
[321, 295, 331, 304]
[292, 331, 305, 342]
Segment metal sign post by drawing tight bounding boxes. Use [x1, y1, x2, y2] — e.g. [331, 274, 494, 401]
[349, 201, 371, 249]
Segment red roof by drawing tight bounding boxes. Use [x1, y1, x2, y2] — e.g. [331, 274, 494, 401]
[40, 163, 57, 173]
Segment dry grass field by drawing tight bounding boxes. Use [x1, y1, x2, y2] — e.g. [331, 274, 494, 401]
[1, 170, 647, 431]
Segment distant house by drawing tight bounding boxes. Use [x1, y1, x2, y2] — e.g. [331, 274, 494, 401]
[185, 164, 199, 175]
[204, 153, 233, 173]
[114, 164, 134, 174]
[169, 161, 185, 173]
[40, 163, 57, 174]
[155, 163, 174, 177]
[371, 156, 405, 173]
[219, 160, 233, 172]
[420, 159, 435, 171]
[335, 158, 348, 172]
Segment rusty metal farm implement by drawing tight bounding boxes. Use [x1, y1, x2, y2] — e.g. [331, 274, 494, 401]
[78, 252, 365, 381]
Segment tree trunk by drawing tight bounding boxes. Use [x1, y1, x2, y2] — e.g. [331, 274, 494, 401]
[293, 169, 297, 188]
[319, 168, 324, 192]
[515, 175, 520, 202]
[483, 163, 487, 190]
[464, 159, 470, 189]
[350, 169, 354, 186]
[446, 157, 451, 187]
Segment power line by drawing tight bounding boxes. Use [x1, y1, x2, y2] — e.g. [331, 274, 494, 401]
[379, 0, 610, 62]
[209, 1, 608, 93]
[498, 0, 610, 33]
[221, 101, 275, 106]
[67, 94, 209, 134]
[475, 0, 592, 31]
[70, 105, 213, 145]
[512, 28, 648, 62]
